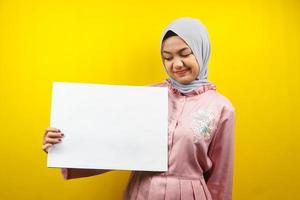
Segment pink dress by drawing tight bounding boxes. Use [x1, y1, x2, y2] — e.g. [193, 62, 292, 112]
[61, 79, 236, 200]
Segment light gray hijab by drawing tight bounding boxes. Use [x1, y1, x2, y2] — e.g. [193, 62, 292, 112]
[160, 17, 214, 93]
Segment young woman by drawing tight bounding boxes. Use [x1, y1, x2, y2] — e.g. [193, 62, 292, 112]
[43, 17, 236, 200]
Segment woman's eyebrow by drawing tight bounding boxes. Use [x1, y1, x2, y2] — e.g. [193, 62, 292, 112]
[162, 47, 190, 54]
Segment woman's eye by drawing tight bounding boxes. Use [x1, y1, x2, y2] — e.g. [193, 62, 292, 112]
[164, 57, 172, 60]
[182, 53, 191, 57]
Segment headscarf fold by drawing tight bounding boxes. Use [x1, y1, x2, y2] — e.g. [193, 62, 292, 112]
[160, 17, 214, 93]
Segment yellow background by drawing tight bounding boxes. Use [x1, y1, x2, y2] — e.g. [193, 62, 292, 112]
[1, 0, 299, 199]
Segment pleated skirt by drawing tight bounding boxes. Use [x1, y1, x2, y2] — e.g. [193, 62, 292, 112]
[122, 171, 212, 200]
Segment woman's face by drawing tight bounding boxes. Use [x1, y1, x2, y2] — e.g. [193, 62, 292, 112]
[161, 36, 200, 85]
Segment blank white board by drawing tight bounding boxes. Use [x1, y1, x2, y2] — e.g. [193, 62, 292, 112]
[47, 82, 168, 171]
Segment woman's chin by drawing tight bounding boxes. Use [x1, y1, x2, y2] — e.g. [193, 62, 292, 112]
[174, 77, 193, 85]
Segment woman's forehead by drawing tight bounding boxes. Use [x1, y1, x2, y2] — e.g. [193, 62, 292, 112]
[162, 36, 191, 52]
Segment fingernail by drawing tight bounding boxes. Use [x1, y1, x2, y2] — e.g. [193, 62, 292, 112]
[58, 138, 62, 142]
[61, 133, 64, 137]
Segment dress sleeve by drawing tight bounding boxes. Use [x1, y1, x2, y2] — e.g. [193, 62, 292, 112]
[205, 108, 236, 200]
[61, 168, 111, 180]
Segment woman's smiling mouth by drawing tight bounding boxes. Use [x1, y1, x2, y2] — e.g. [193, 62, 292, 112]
[174, 69, 189, 76]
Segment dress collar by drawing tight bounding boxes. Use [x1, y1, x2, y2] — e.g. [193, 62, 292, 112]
[164, 79, 216, 97]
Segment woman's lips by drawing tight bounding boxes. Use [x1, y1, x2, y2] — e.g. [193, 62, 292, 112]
[174, 69, 189, 76]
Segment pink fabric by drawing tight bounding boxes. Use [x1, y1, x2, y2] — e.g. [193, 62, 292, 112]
[61, 79, 236, 200]
[122, 80, 235, 200]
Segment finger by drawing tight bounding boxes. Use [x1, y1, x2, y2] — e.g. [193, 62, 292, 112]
[42, 143, 53, 153]
[45, 127, 61, 135]
[45, 137, 62, 144]
[43, 133, 63, 144]
[47, 131, 64, 138]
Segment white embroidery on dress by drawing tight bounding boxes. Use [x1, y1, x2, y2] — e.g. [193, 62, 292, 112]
[191, 108, 216, 141]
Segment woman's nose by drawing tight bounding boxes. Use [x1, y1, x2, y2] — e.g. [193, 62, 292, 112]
[173, 57, 184, 69]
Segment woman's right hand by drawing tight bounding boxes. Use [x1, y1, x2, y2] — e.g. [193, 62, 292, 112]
[42, 127, 64, 153]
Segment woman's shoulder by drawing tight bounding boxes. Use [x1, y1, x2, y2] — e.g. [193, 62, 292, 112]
[207, 90, 235, 113]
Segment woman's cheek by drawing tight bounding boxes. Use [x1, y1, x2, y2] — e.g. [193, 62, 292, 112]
[165, 64, 172, 73]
